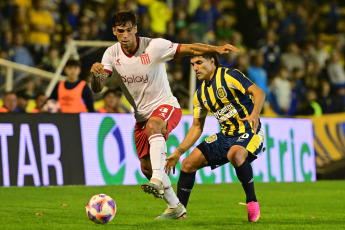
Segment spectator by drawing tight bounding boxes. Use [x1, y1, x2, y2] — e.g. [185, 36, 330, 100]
[314, 37, 329, 69]
[270, 66, 292, 114]
[31, 92, 47, 113]
[66, 2, 80, 31]
[148, 0, 172, 35]
[0, 92, 18, 113]
[248, 52, 269, 102]
[192, 0, 220, 34]
[258, 29, 281, 76]
[28, 0, 55, 64]
[288, 67, 306, 115]
[40, 44, 61, 72]
[97, 88, 127, 113]
[317, 80, 345, 114]
[15, 90, 30, 113]
[48, 58, 95, 113]
[8, 31, 35, 78]
[279, 23, 298, 52]
[235, 0, 262, 48]
[295, 88, 322, 116]
[170, 66, 189, 109]
[304, 60, 320, 90]
[326, 52, 345, 88]
[280, 42, 305, 76]
[232, 53, 250, 76]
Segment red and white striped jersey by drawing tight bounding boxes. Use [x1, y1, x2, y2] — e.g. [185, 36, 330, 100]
[102, 37, 181, 122]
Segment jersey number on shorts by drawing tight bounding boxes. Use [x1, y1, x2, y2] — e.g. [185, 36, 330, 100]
[159, 107, 169, 118]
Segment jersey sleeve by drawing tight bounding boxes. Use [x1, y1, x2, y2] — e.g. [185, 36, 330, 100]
[225, 69, 254, 94]
[152, 38, 181, 62]
[101, 47, 114, 75]
[193, 91, 208, 118]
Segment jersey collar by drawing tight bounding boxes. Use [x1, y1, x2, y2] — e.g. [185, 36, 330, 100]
[205, 67, 218, 86]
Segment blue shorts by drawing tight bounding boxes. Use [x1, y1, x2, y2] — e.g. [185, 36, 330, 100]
[197, 126, 265, 170]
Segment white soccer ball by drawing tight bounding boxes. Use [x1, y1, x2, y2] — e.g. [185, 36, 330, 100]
[85, 194, 116, 224]
[41, 99, 61, 113]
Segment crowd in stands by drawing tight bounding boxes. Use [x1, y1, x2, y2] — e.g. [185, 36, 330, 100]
[0, 0, 345, 115]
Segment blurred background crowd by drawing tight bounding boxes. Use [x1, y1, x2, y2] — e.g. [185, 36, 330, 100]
[0, 0, 345, 115]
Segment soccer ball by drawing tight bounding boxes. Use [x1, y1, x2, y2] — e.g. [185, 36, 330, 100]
[85, 194, 116, 224]
[41, 99, 61, 113]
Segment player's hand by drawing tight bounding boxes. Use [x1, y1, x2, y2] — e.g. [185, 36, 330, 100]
[90, 62, 104, 77]
[239, 114, 260, 133]
[216, 44, 239, 54]
[164, 152, 181, 176]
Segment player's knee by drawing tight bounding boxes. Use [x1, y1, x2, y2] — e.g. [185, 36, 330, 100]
[181, 158, 197, 173]
[228, 151, 246, 168]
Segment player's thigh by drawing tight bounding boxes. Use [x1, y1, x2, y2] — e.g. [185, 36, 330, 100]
[148, 105, 182, 137]
[181, 148, 208, 173]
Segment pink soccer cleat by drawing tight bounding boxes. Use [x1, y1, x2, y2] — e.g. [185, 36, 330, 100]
[247, 201, 260, 222]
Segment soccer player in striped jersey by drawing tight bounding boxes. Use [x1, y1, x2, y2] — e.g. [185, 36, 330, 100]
[164, 54, 266, 222]
[90, 11, 239, 219]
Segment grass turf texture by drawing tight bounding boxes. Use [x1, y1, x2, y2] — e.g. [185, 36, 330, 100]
[0, 181, 344, 230]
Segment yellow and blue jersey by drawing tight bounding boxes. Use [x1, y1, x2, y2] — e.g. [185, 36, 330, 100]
[193, 67, 261, 136]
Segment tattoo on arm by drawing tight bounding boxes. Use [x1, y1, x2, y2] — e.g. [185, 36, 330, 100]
[91, 70, 109, 93]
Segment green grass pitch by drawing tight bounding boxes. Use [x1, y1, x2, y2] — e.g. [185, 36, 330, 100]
[0, 181, 344, 229]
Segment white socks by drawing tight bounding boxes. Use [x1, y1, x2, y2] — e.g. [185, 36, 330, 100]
[162, 173, 179, 209]
[148, 134, 167, 182]
[148, 134, 179, 208]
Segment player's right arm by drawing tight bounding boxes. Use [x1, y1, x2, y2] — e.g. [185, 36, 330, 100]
[164, 116, 206, 175]
[165, 91, 208, 175]
[90, 62, 109, 93]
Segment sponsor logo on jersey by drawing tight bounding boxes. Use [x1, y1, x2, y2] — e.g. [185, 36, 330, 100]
[140, 54, 150, 65]
[216, 86, 227, 99]
[115, 59, 121, 66]
[121, 74, 149, 85]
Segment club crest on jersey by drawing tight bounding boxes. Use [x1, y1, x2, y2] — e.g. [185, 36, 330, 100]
[205, 134, 217, 143]
[217, 86, 227, 99]
[140, 54, 150, 65]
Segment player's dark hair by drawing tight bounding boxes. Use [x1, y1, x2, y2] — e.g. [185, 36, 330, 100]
[112, 11, 137, 27]
[203, 53, 221, 68]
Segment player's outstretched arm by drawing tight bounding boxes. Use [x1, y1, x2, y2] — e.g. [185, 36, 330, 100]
[177, 43, 239, 57]
[90, 62, 109, 93]
[239, 85, 266, 133]
[164, 116, 206, 175]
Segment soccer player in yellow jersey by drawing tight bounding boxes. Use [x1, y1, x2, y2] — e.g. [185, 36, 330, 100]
[164, 54, 266, 222]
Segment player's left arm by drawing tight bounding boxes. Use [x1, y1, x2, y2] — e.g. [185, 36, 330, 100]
[177, 43, 239, 57]
[239, 85, 266, 133]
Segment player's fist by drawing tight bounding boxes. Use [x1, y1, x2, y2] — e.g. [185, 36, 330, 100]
[91, 62, 104, 77]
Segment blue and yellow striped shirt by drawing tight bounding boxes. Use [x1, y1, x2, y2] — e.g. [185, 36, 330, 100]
[193, 67, 261, 136]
